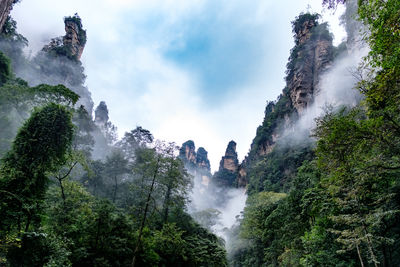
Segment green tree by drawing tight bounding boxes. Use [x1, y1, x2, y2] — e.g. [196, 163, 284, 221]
[0, 51, 12, 85]
[0, 80, 79, 155]
[72, 105, 95, 157]
[130, 141, 193, 266]
[313, 107, 400, 266]
[117, 126, 154, 162]
[86, 200, 135, 266]
[153, 223, 186, 266]
[0, 103, 74, 256]
[104, 151, 129, 203]
[131, 146, 162, 267]
[160, 143, 191, 224]
[81, 160, 106, 197]
[45, 180, 95, 264]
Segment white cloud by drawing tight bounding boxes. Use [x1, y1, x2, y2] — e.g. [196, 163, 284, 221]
[11, 0, 346, 172]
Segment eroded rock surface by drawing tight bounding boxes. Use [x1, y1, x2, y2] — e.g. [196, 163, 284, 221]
[0, 0, 14, 31]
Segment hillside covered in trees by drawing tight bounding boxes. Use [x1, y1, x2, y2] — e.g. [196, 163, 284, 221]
[0, 0, 400, 266]
[0, 5, 226, 267]
[227, 0, 400, 266]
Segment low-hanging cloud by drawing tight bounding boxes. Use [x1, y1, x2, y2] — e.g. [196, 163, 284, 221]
[281, 46, 368, 146]
[188, 171, 247, 243]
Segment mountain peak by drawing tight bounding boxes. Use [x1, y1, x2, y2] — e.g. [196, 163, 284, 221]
[42, 14, 87, 60]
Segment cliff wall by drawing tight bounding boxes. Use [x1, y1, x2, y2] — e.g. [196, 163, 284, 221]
[236, 13, 334, 190]
[179, 140, 212, 186]
[0, 0, 14, 32]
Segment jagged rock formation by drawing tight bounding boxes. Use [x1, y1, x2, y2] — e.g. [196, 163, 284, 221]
[0, 0, 14, 31]
[94, 101, 116, 140]
[42, 14, 86, 60]
[63, 16, 86, 60]
[288, 14, 333, 114]
[218, 141, 239, 172]
[196, 147, 211, 172]
[235, 13, 335, 190]
[91, 101, 116, 159]
[213, 141, 239, 187]
[20, 14, 94, 114]
[237, 160, 248, 188]
[179, 141, 212, 186]
[95, 101, 109, 125]
[342, 0, 364, 51]
[256, 14, 333, 156]
[180, 140, 197, 169]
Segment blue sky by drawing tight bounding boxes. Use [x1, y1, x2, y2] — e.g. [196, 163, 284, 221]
[12, 0, 345, 171]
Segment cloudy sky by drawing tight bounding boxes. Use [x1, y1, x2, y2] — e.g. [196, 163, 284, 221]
[11, 0, 345, 171]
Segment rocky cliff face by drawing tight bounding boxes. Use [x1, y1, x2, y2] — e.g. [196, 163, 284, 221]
[343, 0, 363, 51]
[42, 15, 86, 60]
[256, 15, 333, 157]
[95, 101, 110, 126]
[0, 0, 14, 32]
[32, 14, 93, 113]
[179, 141, 212, 186]
[218, 141, 239, 173]
[235, 14, 334, 189]
[237, 160, 248, 188]
[180, 140, 197, 168]
[196, 147, 211, 172]
[213, 141, 239, 187]
[289, 15, 333, 114]
[63, 17, 86, 60]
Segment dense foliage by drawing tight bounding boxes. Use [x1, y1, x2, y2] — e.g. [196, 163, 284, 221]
[230, 1, 400, 266]
[0, 15, 226, 267]
[1, 0, 399, 266]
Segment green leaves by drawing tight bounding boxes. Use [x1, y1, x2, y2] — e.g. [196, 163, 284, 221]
[0, 52, 12, 85]
[33, 84, 80, 106]
[233, 0, 400, 260]
[0, 103, 74, 233]
[241, 192, 286, 240]
[356, 0, 400, 113]
[0, 77, 80, 156]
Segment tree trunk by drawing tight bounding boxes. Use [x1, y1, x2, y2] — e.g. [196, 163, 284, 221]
[24, 213, 31, 232]
[58, 178, 66, 209]
[363, 224, 379, 267]
[131, 156, 160, 267]
[113, 175, 118, 203]
[95, 216, 102, 250]
[356, 243, 365, 267]
[162, 185, 171, 224]
[57, 161, 77, 209]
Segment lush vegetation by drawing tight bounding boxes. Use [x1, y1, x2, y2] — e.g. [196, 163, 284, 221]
[1, 0, 399, 266]
[0, 15, 226, 267]
[230, 0, 400, 266]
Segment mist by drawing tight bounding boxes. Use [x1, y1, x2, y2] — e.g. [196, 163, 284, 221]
[284, 47, 367, 144]
[186, 1, 366, 249]
[188, 170, 247, 244]
[212, 187, 247, 241]
[4, 0, 362, 259]
[281, 0, 367, 145]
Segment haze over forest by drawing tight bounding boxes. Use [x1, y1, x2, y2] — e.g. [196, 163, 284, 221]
[11, 0, 346, 171]
[0, 0, 399, 266]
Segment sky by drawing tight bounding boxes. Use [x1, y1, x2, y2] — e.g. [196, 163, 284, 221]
[11, 0, 346, 172]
